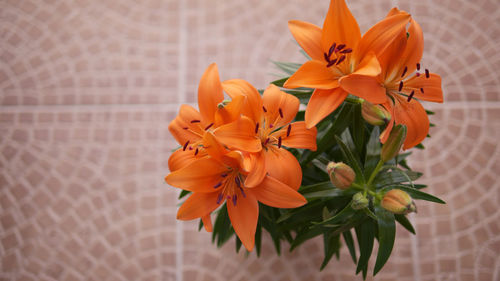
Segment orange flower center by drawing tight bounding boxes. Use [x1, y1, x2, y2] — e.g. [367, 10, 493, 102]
[385, 62, 431, 103]
[324, 42, 352, 71]
[213, 169, 246, 206]
[254, 106, 291, 150]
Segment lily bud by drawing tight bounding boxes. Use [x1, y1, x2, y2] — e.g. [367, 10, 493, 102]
[351, 192, 369, 210]
[326, 162, 355, 190]
[381, 189, 417, 214]
[361, 100, 391, 126]
[381, 124, 407, 162]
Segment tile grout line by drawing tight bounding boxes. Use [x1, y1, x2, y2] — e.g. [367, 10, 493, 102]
[176, 0, 187, 280]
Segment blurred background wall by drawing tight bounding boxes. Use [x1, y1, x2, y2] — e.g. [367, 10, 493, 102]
[1, 0, 499, 280]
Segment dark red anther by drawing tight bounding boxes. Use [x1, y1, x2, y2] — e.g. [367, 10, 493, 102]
[213, 182, 222, 189]
[340, 48, 352, 54]
[262, 106, 267, 113]
[328, 43, 336, 56]
[221, 173, 228, 178]
[255, 122, 259, 134]
[204, 123, 214, 130]
[216, 193, 223, 204]
[336, 55, 346, 65]
[326, 58, 337, 67]
[183, 140, 190, 151]
[420, 88, 424, 93]
[398, 81, 403, 92]
[416, 72, 420, 77]
[286, 124, 292, 137]
[269, 124, 273, 128]
[416, 63, 420, 71]
[278, 136, 282, 148]
[188, 146, 193, 150]
[183, 127, 188, 130]
[194, 148, 199, 156]
[425, 69, 430, 78]
[323, 52, 330, 63]
[232, 195, 237, 206]
[235, 176, 241, 187]
[401, 66, 408, 77]
[407, 90, 415, 102]
[336, 44, 346, 52]
[278, 108, 284, 118]
[190, 119, 201, 123]
[239, 186, 246, 198]
[264, 138, 270, 145]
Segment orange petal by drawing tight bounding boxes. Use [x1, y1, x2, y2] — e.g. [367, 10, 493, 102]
[177, 192, 220, 220]
[386, 7, 401, 17]
[252, 175, 307, 208]
[198, 63, 224, 123]
[202, 131, 226, 162]
[214, 94, 245, 127]
[221, 151, 247, 171]
[305, 88, 348, 128]
[392, 96, 429, 149]
[168, 104, 204, 145]
[321, 0, 361, 53]
[403, 73, 443, 103]
[222, 79, 263, 123]
[357, 13, 411, 61]
[273, 121, 317, 151]
[377, 29, 407, 80]
[201, 214, 213, 232]
[165, 158, 227, 192]
[168, 148, 201, 172]
[379, 101, 395, 144]
[264, 147, 302, 190]
[288, 20, 324, 61]
[244, 152, 266, 188]
[262, 84, 300, 128]
[283, 60, 340, 89]
[398, 18, 424, 78]
[227, 192, 259, 252]
[339, 74, 386, 104]
[213, 117, 261, 152]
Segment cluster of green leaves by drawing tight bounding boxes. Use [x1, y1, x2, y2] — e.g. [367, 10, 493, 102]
[186, 62, 445, 279]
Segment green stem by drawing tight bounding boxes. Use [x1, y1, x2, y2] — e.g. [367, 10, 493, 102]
[345, 96, 361, 104]
[367, 159, 384, 187]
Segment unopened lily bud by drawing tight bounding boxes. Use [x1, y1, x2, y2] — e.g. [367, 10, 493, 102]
[326, 162, 355, 190]
[381, 124, 407, 162]
[381, 189, 417, 214]
[351, 192, 369, 210]
[361, 100, 391, 126]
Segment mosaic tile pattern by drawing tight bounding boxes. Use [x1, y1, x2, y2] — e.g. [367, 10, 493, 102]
[1, 0, 499, 280]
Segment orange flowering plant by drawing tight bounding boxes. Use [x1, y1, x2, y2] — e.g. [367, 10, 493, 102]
[166, 0, 445, 278]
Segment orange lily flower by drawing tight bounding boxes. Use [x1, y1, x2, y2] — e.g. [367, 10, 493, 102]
[374, 8, 443, 149]
[165, 132, 307, 251]
[221, 80, 318, 189]
[168, 63, 261, 171]
[283, 0, 411, 128]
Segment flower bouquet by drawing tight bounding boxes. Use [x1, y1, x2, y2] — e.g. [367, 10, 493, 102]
[165, 0, 445, 278]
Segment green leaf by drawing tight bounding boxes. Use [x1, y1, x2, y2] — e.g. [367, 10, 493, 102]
[302, 103, 353, 164]
[343, 230, 357, 264]
[270, 77, 288, 87]
[284, 89, 313, 104]
[374, 168, 422, 187]
[212, 204, 234, 247]
[178, 189, 191, 199]
[321, 233, 341, 270]
[355, 220, 375, 279]
[272, 61, 302, 75]
[314, 203, 355, 226]
[395, 214, 416, 235]
[335, 135, 365, 183]
[255, 223, 262, 257]
[373, 205, 396, 275]
[290, 226, 324, 251]
[364, 126, 381, 177]
[235, 235, 242, 253]
[303, 189, 345, 200]
[350, 103, 365, 154]
[390, 185, 446, 204]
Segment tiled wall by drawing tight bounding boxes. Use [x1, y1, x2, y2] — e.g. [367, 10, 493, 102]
[1, 0, 499, 280]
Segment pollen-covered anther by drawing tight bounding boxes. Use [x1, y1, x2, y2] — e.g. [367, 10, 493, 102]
[264, 138, 270, 145]
[204, 123, 214, 130]
[328, 43, 336, 56]
[190, 119, 201, 123]
[340, 48, 352, 54]
[416, 72, 420, 77]
[213, 182, 222, 189]
[278, 136, 282, 148]
[286, 124, 292, 137]
[216, 193, 223, 204]
[416, 63, 421, 71]
[336, 44, 346, 52]
[420, 88, 424, 93]
[326, 58, 337, 68]
[235, 176, 241, 188]
[183, 140, 190, 151]
[336, 55, 346, 65]
[398, 81, 403, 92]
[407, 90, 415, 102]
[401, 66, 408, 77]
[232, 195, 237, 206]
[262, 106, 267, 113]
[194, 148, 199, 156]
[278, 108, 284, 118]
[425, 69, 430, 78]
[255, 122, 259, 134]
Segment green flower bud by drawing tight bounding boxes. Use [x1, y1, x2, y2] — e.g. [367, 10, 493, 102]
[381, 189, 417, 214]
[326, 162, 355, 190]
[361, 100, 391, 126]
[381, 124, 407, 162]
[351, 192, 369, 210]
